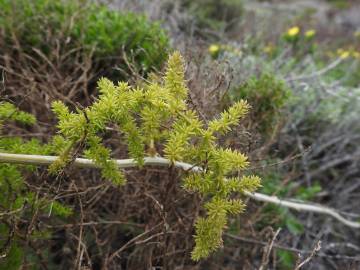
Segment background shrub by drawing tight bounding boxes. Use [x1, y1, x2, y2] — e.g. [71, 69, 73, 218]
[228, 73, 290, 135]
[0, 0, 168, 73]
[181, 0, 244, 32]
[0, 0, 169, 128]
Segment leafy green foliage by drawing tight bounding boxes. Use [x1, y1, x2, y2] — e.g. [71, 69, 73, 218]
[229, 73, 290, 135]
[182, 0, 244, 31]
[325, 60, 360, 87]
[46, 201, 73, 218]
[325, 0, 350, 9]
[0, 240, 23, 270]
[0, 0, 169, 74]
[0, 102, 72, 267]
[277, 249, 297, 270]
[51, 52, 261, 260]
[259, 169, 322, 235]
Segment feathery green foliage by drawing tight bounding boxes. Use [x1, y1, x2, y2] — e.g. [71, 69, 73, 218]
[0, 102, 35, 126]
[51, 51, 261, 260]
[0, 102, 73, 268]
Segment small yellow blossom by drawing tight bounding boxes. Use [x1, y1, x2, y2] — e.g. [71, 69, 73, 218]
[337, 49, 350, 59]
[340, 51, 350, 59]
[287, 26, 300, 37]
[305, 29, 316, 39]
[208, 44, 220, 55]
[354, 31, 360, 38]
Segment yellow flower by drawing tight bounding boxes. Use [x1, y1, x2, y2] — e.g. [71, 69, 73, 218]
[354, 31, 360, 38]
[208, 44, 220, 55]
[340, 51, 350, 59]
[287, 26, 300, 37]
[305, 29, 316, 39]
[337, 49, 350, 59]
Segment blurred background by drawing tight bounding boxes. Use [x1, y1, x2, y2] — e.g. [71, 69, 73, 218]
[1, 0, 360, 269]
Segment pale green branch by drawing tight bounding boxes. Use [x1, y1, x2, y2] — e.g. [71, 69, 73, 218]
[0, 152, 359, 229]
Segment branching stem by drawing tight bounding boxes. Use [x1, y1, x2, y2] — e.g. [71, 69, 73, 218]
[1, 152, 359, 229]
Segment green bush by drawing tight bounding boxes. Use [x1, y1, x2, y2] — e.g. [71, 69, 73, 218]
[228, 73, 290, 135]
[0, 0, 169, 75]
[325, 0, 350, 9]
[182, 0, 244, 31]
